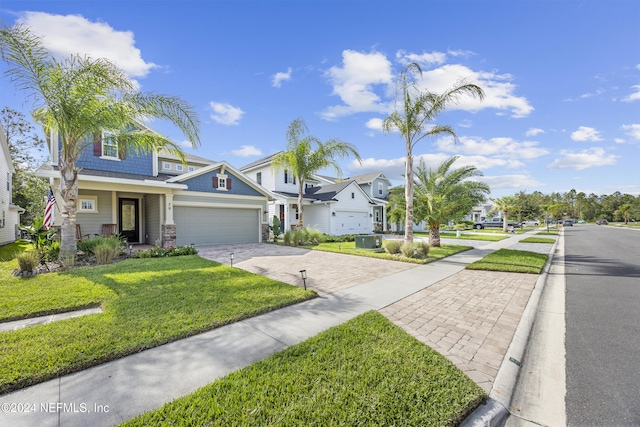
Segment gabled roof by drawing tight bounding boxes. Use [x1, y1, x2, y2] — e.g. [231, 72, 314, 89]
[167, 161, 277, 200]
[304, 181, 353, 202]
[347, 172, 392, 185]
[239, 152, 282, 171]
[158, 149, 215, 165]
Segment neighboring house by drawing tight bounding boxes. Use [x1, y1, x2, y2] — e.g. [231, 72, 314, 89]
[36, 126, 273, 247]
[467, 202, 494, 222]
[0, 123, 24, 246]
[240, 153, 390, 235]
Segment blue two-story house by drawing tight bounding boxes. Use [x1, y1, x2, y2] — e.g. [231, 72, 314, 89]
[37, 126, 273, 247]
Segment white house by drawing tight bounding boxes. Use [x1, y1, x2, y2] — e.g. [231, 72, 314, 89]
[240, 153, 389, 235]
[0, 123, 24, 245]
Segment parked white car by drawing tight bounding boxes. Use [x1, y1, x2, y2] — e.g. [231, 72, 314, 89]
[522, 220, 540, 226]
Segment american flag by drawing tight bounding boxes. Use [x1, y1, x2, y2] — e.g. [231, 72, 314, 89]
[44, 188, 56, 230]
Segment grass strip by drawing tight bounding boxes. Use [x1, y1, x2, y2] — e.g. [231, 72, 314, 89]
[122, 311, 485, 427]
[425, 232, 507, 242]
[465, 249, 548, 274]
[305, 241, 472, 264]
[520, 237, 556, 244]
[0, 256, 314, 394]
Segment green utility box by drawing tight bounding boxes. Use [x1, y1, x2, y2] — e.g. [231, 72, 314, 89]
[355, 234, 382, 249]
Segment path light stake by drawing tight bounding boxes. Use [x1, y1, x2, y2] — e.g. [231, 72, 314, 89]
[300, 269, 307, 290]
[338, 242, 341, 251]
[230, 252, 234, 267]
[129, 244, 133, 256]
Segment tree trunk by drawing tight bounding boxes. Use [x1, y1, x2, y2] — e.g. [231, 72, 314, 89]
[59, 159, 79, 260]
[503, 213, 508, 233]
[429, 223, 441, 247]
[297, 180, 304, 228]
[404, 144, 414, 246]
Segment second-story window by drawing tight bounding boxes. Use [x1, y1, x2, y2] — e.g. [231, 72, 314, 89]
[378, 183, 383, 196]
[176, 164, 183, 172]
[256, 172, 262, 185]
[188, 166, 195, 172]
[163, 162, 171, 170]
[284, 170, 288, 184]
[102, 131, 118, 158]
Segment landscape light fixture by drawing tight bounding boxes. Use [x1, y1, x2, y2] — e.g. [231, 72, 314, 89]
[300, 269, 307, 290]
[129, 244, 133, 256]
[230, 252, 234, 267]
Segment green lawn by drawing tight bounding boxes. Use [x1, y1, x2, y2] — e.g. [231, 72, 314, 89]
[465, 249, 548, 274]
[305, 241, 472, 263]
[536, 229, 559, 236]
[520, 237, 556, 244]
[0, 255, 315, 394]
[123, 311, 485, 427]
[416, 231, 507, 242]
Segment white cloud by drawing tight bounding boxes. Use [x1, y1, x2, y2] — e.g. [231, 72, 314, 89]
[209, 102, 245, 125]
[272, 67, 292, 88]
[321, 50, 394, 120]
[18, 12, 157, 78]
[231, 145, 262, 157]
[481, 174, 544, 190]
[622, 124, 640, 141]
[525, 128, 545, 136]
[571, 126, 602, 142]
[365, 118, 384, 131]
[435, 136, 549, 160]
[623, 85, 640, 102]
[547, 147, 617, 170]
[396, 50, 447, 67]
[417, 64, 534, 118]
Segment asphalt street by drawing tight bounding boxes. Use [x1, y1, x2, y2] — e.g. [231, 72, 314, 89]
[565, 225, 640, 426]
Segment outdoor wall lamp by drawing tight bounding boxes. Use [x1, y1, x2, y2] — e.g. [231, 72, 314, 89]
[300, 269, 307, 290]
[230, 252, 234, 267]
[332, 212, 336, 216]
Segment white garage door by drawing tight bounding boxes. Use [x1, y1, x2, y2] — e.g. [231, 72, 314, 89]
[174, 206, 259, 246]
[334, 210, 369, 235]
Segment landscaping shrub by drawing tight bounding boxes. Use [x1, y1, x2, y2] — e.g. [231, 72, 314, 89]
[132, 245, 198, 258]
[77, 235, 124, 256]
[306, 227, 322, 245]
[401, 242, 416, 258]
[384, 240, 402, 254]
[16, 251, 40, 272]
[270, 216, 282, 242]
[45, 241, 60, 262]
[94, 242, 117, 265]
[283, 230, 293, 246]
[416, 241, 430, 258]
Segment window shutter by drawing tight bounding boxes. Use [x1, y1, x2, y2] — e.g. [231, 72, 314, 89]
[213, 177, 218, 188]
[93, 132, 102, 156]
[227, 177, 232, 190]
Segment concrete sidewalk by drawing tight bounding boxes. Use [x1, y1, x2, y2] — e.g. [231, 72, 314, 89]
[0, 231, 556, 427]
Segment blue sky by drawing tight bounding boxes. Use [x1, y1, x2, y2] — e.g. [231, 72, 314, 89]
[1, 1, 639, 198]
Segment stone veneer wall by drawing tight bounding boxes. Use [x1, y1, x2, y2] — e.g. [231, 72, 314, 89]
[261, 223, 269, 242]
[162, 224, 176, 248]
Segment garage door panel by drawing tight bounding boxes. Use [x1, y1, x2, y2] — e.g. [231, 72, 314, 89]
[174, 207, 258, 246]
[335, 210, 369, 234]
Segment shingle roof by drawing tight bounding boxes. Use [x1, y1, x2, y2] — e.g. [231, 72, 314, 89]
[157, 149, 216, 165]
[239, 152, 282, 171]
[347, 172, 383, 184]
[37, 164, 171, 181]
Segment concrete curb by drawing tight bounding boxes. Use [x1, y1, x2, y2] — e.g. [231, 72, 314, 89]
[459, 232, 561, 426]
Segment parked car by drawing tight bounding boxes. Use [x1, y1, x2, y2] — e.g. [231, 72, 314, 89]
[523, 220, 540, 226]
[561, 219, 573, 226]
[596, 218, 609, 225]
[473, 217, 522, 230]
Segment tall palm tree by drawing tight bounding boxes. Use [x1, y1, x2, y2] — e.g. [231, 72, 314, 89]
[1, 24, 200, 258]
[615, 203, 631, 224]
[413, 156, 490, 246]
[492, 196, 519, 232]
[382, 63, 484, 245]
[271, 118, 361, 228]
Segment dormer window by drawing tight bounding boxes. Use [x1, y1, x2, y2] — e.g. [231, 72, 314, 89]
[176, 164, 183, 172]
[163, 162, 171, 170]
[188, 166, 195, 172]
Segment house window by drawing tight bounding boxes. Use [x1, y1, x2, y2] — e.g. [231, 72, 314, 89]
[78, 195, 98, 213]
[378, 183, 383, 196]
[102, 131, 119, 158]
[188, 166, 195, 172]
[176, 164, 183, 172]
[163, 162, 171, 170]
[213, 173, 231, 191]
[218, 177, 227, 189]
[284, 170, 288, 184]
[256, 172, 262, 185]
[351, 192, 355, 199]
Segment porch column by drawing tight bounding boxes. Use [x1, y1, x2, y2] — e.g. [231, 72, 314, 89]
[382, 206, 387, 231]
[162, 194, 176, 248]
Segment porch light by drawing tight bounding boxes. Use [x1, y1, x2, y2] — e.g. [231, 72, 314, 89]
[299, 269, 307, 290]
[370, 213, 373, 217]
[230, 252, 234, 267]
[332, 212, 336, 216]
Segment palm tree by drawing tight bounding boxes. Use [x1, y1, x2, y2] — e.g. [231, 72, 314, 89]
[271, 118, 361, 228]
[413, 156, 490, 246]
[1, 24, 200, 259]
[615, 203, 631, 224]
[492, 196, 519, 232]
[382, 63, 484, 245]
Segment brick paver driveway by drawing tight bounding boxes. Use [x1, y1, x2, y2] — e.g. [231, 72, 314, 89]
[197, 243, 418, 295]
